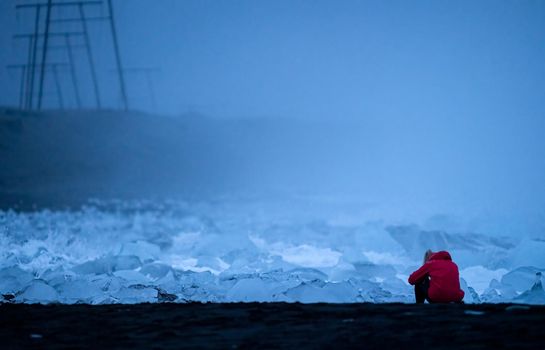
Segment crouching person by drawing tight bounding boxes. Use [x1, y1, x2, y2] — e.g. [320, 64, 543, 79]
[408, 250, 465, 303]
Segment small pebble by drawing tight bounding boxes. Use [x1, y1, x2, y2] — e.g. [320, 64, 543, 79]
[464, 310, 485, 316]
[505, 305, 530, 312]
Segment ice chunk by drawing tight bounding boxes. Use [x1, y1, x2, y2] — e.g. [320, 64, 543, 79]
[353, 262, 397, 282]
[177, 270, 217, 286]
[460, 278, 480, 304]
[279, 244, 342, 268]
[71, 259, 104, 275]
[90, 274, 124, 294]
[114, 256, 143, 271]
[386, 225, 516, 268]
[167, 256, 227, 275]
[140, 263, 172, 280]
[380, 277, 413, 297]
[283, 280, 324, 303]
[90, 295, 120, 305]
[349, 278, 394, 302]
[57, 279, 104, 304]
[153, 270, 180, 292]
[320, 281, 360, 303]
[196, 256, 229, 273]
[501, 266, 545, 293]
[176, 270, 222, 302]
[41, 267, 77, 288]
[250, 236, 342, 268]
[325, 260, 359, 282]
[514, 272, 545, 305]
[283, 280, 359, 303]
[460, 266, 508, 295]
[113, 270, 151, 284]
[17, 280, 58, 303]
[485, 278, 517, 300]
[72, 255, 142, 275]
[119, 241, 161, 263]
[0, 266, 34, 294]
[226, 278, 275, 302]
[480, 287, 503, 303]
[287, 268, 328, 282]
[157, 288, 178, 302]
[112, 284, 158, 303]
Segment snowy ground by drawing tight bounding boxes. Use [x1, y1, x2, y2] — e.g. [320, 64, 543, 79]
[1, 195, 544, 305]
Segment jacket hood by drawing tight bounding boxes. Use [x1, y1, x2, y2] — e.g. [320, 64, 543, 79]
[429, 251, 452, 261]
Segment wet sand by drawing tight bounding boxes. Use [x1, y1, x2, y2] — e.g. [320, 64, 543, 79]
[1, 302, 544, 349]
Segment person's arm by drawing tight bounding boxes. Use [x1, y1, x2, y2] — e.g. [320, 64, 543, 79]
[408, 263, 430, 285]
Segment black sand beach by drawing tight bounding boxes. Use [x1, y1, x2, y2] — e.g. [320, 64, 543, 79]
[1, 302, 544, 349]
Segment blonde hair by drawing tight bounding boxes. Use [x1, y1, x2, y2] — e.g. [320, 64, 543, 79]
[423, 249, 433, 263]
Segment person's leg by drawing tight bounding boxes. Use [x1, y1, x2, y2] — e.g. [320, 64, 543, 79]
[415, 277, 430, 303]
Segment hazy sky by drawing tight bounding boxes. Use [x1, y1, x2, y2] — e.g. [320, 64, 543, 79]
[1, 0, 544, 119]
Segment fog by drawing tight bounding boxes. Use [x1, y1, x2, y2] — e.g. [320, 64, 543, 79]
[1, 0, 545, 236]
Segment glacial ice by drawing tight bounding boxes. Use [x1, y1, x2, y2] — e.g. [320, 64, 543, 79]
[17, 280, 58, 303]
[1, 199, 544, 304]
[501, 267, 545, 293]
[512, 272, 545, 305]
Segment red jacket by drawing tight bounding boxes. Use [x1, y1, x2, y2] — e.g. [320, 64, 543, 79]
[408, 251, 465, 303]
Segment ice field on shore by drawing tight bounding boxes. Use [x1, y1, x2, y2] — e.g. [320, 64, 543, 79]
[1, 197, 544, 305]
